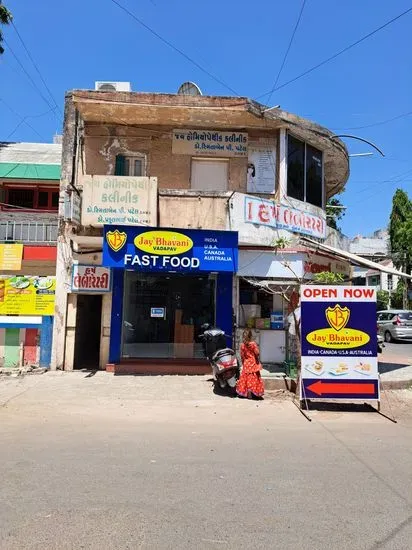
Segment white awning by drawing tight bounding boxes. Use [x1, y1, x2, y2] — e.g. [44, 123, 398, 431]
[301, 237, 412, 279]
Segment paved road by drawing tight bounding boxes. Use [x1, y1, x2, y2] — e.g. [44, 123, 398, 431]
[1, 373, 412, 550]
[382, 341, 412, 361]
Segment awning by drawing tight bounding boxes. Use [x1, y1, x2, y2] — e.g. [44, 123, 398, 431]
[301, 237, 412, 280]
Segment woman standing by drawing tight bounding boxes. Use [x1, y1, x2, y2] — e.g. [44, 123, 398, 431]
[236, 329, 264, 399]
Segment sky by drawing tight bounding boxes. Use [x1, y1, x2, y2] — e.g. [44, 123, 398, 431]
[0, 0, 411, 238]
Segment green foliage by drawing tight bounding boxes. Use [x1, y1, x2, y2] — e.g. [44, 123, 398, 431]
[377, 290, 390, 311]
[0, 1, 12, 55]
[389, 189, 412, 273]
[313, 271, 345, 284]
[391, 280, 411, 309]
[326, 196, 346, 231]
[273, 237, 291, 250]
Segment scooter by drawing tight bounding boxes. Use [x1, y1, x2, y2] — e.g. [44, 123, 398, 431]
[200, 324, 239, 392]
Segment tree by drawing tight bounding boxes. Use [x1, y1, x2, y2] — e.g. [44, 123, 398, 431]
[326, 196, 346, 231]
[376, 290, 390, 311]
[247, 238, 347, 395]
[0, 1, 12, 55]
[389, 189, 412, 307]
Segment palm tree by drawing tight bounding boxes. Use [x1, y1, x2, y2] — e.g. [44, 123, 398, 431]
[0, 1, 12, 55]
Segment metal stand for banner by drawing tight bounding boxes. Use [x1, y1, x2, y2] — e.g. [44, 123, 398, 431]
[294, 377, 312, 422]
[363, 375, 397, 423]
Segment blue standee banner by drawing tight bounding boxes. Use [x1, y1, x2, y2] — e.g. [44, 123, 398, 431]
[102, 226, 238, 273]
[300, 285, 379, 401]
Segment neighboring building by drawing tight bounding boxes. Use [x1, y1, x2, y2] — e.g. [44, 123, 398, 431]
[51, 84, 403, 373]
[349, 230, 398, 294]
[0, 142, 60, 368]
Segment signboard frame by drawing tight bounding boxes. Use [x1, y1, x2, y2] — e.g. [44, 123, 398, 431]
[102, 226, 238, 273]
[300, 285, 379, 404]
[71, 265, 112, 293]
[80, 175, 157, 227]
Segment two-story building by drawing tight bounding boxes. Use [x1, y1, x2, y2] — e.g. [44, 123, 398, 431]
[51, 85, 408, 374]
[0, 141, 60, 368]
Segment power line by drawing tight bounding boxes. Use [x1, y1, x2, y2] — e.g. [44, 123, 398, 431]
[332, 109, 412, 131]
[3, 38, 60, 119]
[257, 6, 412, 100]
[266, 0, 307, 106]
[108, 0, 240, 96]
[11, 22, 62, 115]
[0, 96, 47, 140]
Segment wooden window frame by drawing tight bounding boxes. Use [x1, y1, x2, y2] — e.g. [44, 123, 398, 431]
[2, 184, 59, 212]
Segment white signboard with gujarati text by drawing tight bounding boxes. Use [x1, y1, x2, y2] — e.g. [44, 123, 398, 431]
[244, 195, 326, 239]
[247, 146, 276, 194]
[71, 265, 112, 293]
[172, 129, 248, 157]
[81, 175, 157, 227]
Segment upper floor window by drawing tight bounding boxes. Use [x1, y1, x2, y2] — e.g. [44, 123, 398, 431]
[191, 158, 229, 191]
[287, 134, 323, 208]
[115, 154, 146, 177]
[2, 185, 59, 211]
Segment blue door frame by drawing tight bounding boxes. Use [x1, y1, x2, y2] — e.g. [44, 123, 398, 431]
[109, 270, 233, 364]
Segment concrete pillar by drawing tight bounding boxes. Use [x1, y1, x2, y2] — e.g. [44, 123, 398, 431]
[99, 292, 112, 369]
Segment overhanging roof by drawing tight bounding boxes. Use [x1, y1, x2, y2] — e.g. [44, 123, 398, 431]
[0, 162, 61, 180]
[301, 237, 412, 279]
[69, 90, 349, 197]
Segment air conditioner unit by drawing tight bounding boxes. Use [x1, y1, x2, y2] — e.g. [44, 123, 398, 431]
[95, 81, 131, 92]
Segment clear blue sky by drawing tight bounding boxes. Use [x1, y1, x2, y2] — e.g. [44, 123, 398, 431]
[1, 0, 411, 237]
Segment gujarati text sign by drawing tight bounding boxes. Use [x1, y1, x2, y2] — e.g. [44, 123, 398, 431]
[0, 244, 23, 271]
[0, 276, 55, 316]
[71, 265, 111, 293]
[245, 195, 326, 239]
[172, 129, 248, 157]
[81, 175, 157, 227]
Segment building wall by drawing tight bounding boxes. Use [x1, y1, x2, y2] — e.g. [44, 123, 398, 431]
[82, 126, 278, 192]
[159, 192, 228, 230]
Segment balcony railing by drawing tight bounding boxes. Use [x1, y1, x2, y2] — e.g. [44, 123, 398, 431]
[0, 221, 58, 244]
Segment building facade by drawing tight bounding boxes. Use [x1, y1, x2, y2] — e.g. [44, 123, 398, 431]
[350, 229, 399, 296]
[0, 142, 60, 368]
[52, 87, 352, 373]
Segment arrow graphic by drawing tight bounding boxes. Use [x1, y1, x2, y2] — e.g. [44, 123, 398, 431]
[307, 380, 376, 396]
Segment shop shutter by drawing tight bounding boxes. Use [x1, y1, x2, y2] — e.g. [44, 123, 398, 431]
[115, 154, 126, 175]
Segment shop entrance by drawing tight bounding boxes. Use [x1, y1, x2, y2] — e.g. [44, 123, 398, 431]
[122, 272, 216, 359]
[74, 294, 102, 369]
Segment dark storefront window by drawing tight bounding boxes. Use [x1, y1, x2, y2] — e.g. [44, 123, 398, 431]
[122, 272, 216, 359]
[287, 134, 323, 208]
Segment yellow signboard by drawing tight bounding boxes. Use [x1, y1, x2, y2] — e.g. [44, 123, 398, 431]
[0, 276, 56, 316]
[0, 244, 23, 271]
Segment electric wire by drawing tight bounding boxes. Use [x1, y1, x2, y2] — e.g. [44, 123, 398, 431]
[266, 0, 307, 106]
[11, 22, 62, 115]
[108, 0, 240, 96]
[257, 6, 412, 100]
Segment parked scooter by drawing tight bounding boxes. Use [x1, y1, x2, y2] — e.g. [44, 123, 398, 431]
[200, 324, 239, 392]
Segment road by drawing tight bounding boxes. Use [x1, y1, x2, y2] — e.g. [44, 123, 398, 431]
[382, 341, 412, 362]
[0, 372, 412, 550]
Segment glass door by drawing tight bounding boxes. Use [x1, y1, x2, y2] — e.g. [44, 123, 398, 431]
[122, 272, 216, 359]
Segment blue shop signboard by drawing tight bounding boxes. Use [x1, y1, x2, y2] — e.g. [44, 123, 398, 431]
[102, 226, 238, 273]
[300, 285, 379, 401]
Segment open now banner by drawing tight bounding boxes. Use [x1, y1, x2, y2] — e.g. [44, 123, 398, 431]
[300, 285, 379, 401]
